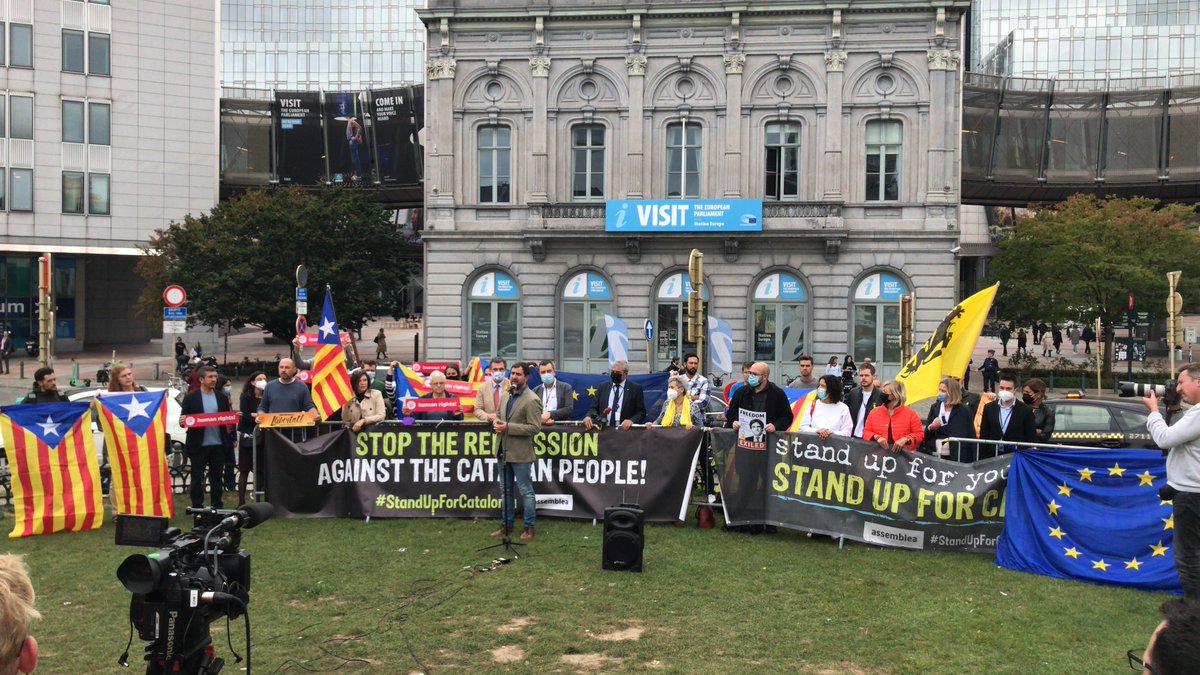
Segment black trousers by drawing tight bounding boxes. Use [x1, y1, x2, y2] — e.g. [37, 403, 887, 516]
[1174, 490, 1200, 599]
[189, 444, 225, 508]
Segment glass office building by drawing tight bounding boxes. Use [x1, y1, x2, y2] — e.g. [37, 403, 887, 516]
[221, 0, 426, 90]
[973, 1, 1200, 79]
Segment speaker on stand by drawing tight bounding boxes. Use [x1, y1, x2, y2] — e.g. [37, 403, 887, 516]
[602, 503, 644, 572]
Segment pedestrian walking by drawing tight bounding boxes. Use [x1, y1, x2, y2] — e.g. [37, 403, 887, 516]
[0, 330, 12, 374]
[999, 323, 1011, 356]
[374, 328, 388, 360]
[1016, 328, 1027, 355]
[1068, 326, 1080, 353]
[1052, 325, 1063, 355]
[978, 350, 999, 393]
[1081, 325, 1094, 355]
[1040, 331, 1053, 357]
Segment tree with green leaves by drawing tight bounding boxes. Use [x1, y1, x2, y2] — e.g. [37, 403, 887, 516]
[137, 187, 419, 344]
[989, 194, 1200, 374]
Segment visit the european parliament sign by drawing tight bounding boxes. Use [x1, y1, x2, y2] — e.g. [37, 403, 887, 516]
[605, 199, 763, 233]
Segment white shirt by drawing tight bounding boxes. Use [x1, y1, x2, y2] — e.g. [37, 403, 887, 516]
[800, 400, 854, 437]
[1148, 405, 1200, 492]
[854, 389, 875, 438]
[541, 383, 558, 412]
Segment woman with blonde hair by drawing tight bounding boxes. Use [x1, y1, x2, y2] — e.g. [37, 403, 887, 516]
[107, 364, 146, 392]
[862, 379, 924, 454]
[647, 375, 704, 429]
[923, 377, 975, 461]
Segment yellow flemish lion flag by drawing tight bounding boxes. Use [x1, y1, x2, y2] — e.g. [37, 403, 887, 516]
[95, 390, 174, 517]
[0, 402, 104, 538]
[896, 283, 999, 404]
[311, 289, 354, 420]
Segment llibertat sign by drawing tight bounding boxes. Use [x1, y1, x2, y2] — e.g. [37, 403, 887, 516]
[605, 199, 762, 233]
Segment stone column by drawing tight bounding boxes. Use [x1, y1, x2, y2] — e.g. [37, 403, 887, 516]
[528, 54, 551, 204]
[822, 51, 847, 202]
[926, 49, 961, 206]
[625, 53, 647, 199]
[723, 51, 745, 198]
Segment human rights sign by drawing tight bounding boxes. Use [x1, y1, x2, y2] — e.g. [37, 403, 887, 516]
[605, 199, 762, 232]
[711, 430, 1011, 552]
[265, 425, 703, 521]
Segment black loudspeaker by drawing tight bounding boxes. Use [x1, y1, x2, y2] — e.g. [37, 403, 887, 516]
[602, 504, 644, 572]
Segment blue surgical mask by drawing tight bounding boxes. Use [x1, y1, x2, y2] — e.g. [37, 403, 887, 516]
[223, 386, 232, 396]
[816, 389, 827, 400]
[937, 393, 947, 402]
[541, 374, 555, 386]
[747, 375, 761, 388]
[366, 371, 375, 382]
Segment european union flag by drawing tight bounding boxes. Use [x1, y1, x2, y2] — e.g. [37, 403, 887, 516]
[554, 371, 669, 421]
[996, 448, 1182, 594]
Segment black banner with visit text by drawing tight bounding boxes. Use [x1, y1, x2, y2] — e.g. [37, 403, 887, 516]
[265, 425, 703, 522]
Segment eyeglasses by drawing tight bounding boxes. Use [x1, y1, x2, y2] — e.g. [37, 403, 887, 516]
[1127, 649, 1156, 674]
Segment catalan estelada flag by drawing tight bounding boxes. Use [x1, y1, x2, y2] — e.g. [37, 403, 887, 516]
[784, 388, 819, 433]
[464, 356, 485, 384]
[896, 283, 998, 404]
[311, 290, 354, 420]
[0, 402, 103, 538]
[391, 362, 483, 415]
[94, 390, 173, 517]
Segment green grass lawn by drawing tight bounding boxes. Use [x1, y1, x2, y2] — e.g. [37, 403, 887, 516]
[2, 503, 1169, 673]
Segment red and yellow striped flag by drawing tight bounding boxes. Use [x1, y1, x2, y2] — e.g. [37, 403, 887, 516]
[465, 356, 485, 384]
[94, 390, 174, 517]
[311, 290, 354, 420]
[0, 402, 104, 538]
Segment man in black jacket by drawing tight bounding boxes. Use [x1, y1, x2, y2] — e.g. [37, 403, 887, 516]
[978, 372, 1036, 455]
[179, 366, 238, 509]
[583, 360, 646, 430]
[22, 368, 69, 404]
[724, 362, 794, 531]
[846, 363, 886, 439]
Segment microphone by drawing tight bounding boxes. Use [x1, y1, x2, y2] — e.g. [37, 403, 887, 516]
[217, 502, 274, 530]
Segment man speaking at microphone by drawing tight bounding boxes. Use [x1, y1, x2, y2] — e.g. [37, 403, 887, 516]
[491, 362, 543, 541]
[1143, 363, 1200, 599]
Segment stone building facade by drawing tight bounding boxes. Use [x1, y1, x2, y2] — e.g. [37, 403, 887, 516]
[417, 0, 967, 383]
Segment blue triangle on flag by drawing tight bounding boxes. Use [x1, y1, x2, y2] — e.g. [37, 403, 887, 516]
[0, 402, 92, 448]
[317, 292, 342, 346]
[95, 390, 167, 437]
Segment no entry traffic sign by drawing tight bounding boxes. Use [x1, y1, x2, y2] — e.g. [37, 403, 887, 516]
[163, 285, 187, 307]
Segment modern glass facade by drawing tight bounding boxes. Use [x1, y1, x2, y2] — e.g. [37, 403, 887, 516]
[972, 1, 1200, 79]
[221, 0, 426, 90]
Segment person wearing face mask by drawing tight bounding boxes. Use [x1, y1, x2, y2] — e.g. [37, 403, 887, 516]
[237, 371, 267, 506]
[923, 377, 975, 461]
[359, 360, 392, 419]
[724, 362, 794, 532]
[862, 380, 924, 455]
[798, 375, 853, 439]
[443, 363, 463, 381]
[412, 370, 463, 422]
[647, 375, 704, 429]
[978, 372, 1037, 455]
[583, 361, 646, 430]
[215, 375, 238, 489]
[474, 358, 510, 423]
[1021, 378, 1056, 443]
[532, 360, 574, 425]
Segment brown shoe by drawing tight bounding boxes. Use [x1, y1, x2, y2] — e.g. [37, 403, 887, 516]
[489, 525, 510, 538]
[519, 527, 535, 541]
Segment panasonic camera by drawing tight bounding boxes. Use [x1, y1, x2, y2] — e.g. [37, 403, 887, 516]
[115, 503, 272, 674]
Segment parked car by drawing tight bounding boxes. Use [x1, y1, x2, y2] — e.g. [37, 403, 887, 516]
[1046, 398, 1162, 450]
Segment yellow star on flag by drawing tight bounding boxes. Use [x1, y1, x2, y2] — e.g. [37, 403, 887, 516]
[1161, 499, 1174, 507]
[1108, 463, 1126, 477]
[1092, 559, 1110, 571]
[1163, 516, 1174, 530]
[571, 391, 579, 400]
[1151, 541, 1169, 557]
[1125, 558, 1143, 571]
[587, 386, 597, 396]
[1137, 471, 1156, 486]
[1077, 468, 1095, 482]
[1063, 547, 1081, 559]
[1048, 526, 1065, 540]
[1047, 500, 1061, 516]
[1057, 483, 1073, 497]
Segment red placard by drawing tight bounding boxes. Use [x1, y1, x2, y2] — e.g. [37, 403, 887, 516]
[295, 332, 351, 347]
[182, 411, 240, 428]
[443, 380, 479, 396]
[297, 370, 313, 384]
[402, 398, 462, 414]
[412, 361, 458, 374]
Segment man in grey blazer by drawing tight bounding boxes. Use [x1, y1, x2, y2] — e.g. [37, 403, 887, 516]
[491, 361, 543, 541]
[533, 359, 575, 424]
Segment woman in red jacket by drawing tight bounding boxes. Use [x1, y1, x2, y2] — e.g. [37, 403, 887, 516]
[862, 379, 924, 454]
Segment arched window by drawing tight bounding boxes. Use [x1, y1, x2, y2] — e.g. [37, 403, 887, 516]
[653, 271, 709, 369]
[558, 271, 613, 373]
[751, 271, 809, 380]
[467, 270, 520, 361]
[851, 270, 909, 379]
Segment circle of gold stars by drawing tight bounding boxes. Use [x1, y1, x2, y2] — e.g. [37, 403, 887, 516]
[1045, 462, 1171, 573]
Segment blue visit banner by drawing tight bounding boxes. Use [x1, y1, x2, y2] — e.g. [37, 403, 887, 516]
[606, 199, 763, 233]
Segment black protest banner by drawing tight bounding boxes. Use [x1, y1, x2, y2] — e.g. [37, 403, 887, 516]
[711, 430, 1011, 552]
[265, 425, 702, 521]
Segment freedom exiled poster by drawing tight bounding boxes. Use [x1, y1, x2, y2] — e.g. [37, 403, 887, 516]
[265, 425, 703, 522]
[711, 429, 1011, 552]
